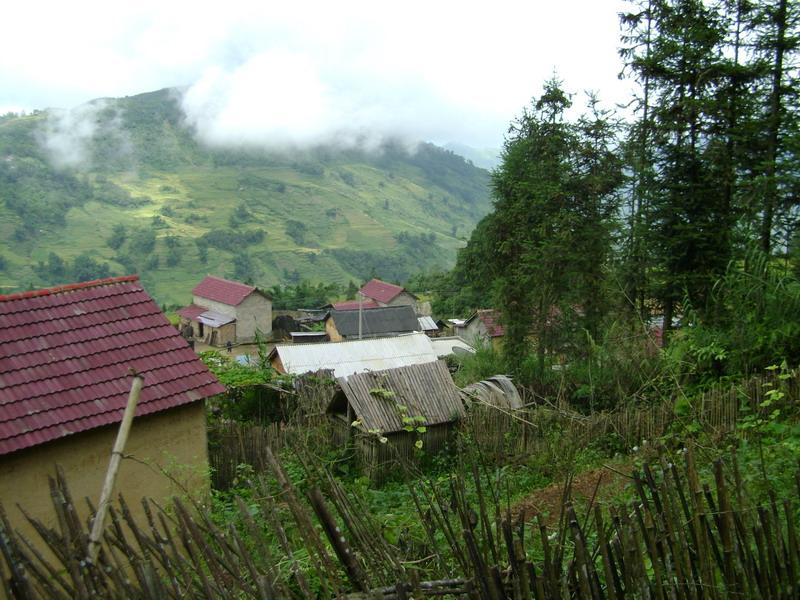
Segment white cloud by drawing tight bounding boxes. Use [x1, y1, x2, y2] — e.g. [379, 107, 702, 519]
[39, 103, 104, 169]
[1, 0, 633, 149]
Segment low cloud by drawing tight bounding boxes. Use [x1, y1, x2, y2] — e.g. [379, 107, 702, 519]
[39, 102, 102, 169]
[39, 101, 131, 170]
[180, 50, 503, 152]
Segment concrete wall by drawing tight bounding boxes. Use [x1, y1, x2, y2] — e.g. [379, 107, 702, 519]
[458, 320, 503, 351]
[235, 292, 272, 341]
[192, 294, 236, 318]
[0, 402, 209, 568]
[383, 291, 417, 311]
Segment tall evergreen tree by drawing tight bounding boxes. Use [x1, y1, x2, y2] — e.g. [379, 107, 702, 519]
[751, 0, 800, 253]
[489, 80, 622, 373]
[621, 0, 734, 342]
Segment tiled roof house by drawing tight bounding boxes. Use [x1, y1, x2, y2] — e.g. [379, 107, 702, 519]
[359, 279, 418, 310]
[0, 276, 224, 555]
[179, 275, 272, 346]
[456, 309, 505, 349]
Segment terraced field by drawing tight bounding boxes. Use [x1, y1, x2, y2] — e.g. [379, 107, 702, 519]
[0, 89, 492, 305]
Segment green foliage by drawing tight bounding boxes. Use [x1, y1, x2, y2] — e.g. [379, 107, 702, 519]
[200, 350, 287, 424]
[668, 250, 800, 380]
[451, 341, 507, 387]
[233, 251, 256, 282]
[71, 253, 111, 282]
[129, 228, 156, 255]
[284, 220, 307, 245]
[95, 180, 150, 207]
[35, 251, 111, 285]
[228, 203, 252, 229]
[106, 223, 127, 250]
[200, 228, 264, 251]
[269, 280, 342, 309]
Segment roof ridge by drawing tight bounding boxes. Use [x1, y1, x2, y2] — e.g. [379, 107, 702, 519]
[0, 276, 140, 302]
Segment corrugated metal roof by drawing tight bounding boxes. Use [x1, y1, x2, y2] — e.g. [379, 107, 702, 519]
[271, 332, 437, 377]
[329, 305, 418, 338]
[0, 276, 225, 456]
[430, 337, 475, 358]
[192, 275, 256, 306]
[461, 375, 522, 410]
[196, 310, 235, 327]
[359, 279, 411, 304]
[417, 316, 438, 331]
[336, 360, 465, 432]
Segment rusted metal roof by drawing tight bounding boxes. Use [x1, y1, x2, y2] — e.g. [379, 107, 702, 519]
[270, 332, 437, 377]
[359, 278, 416, 304]
[461, 375, 522, 410]
[335, 360, 465, 433]
[465, 309, 505, 337]
[332, 299, 380, 311]
[0, 276, 225, 456]
[192, 275, 257, 306]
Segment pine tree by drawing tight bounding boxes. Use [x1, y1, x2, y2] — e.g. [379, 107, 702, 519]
[621, 0, 734, 342]
[490, 81, 622, 373]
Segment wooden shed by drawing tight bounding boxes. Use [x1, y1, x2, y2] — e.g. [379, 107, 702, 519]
[327, 360, 465, 479]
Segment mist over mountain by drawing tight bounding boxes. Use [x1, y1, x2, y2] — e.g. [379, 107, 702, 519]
[0, 88, 492, 304]
[443, 143, 501, 171]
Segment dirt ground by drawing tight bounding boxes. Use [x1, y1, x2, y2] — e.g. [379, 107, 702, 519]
[511, 460, 634, 525]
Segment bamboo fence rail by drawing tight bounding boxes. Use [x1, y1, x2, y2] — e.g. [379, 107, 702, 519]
[2, 444, 799, 598]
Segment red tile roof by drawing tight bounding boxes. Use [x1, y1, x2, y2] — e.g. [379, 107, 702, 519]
[0, 276, 225, 456]
[177, 304, 207, 320]
[332, 299, 381, 311]
[192, 275, 256, 306]
[470, 309, 505, 337]
[359, 278, 414, 304]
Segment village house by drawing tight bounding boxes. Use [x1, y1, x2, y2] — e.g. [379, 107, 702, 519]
[358, 278, 419, 311]
[327, 360, 465, 479]
[455, 309, 505, 350]
[178, 275, 272, 346]
[269, 332, 439, 377]
[0, 276, 225, 561]
[325, 305, 419, 341]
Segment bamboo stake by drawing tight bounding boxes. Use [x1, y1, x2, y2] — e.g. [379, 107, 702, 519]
[87, 373, 144, 564]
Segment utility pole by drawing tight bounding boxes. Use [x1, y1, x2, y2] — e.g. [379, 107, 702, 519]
[358, 291, 363, 339]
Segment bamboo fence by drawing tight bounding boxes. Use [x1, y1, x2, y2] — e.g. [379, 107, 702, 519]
[2, 445, 799, 598]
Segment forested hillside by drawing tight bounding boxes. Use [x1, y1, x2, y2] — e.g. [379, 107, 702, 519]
[0, 89, 491, 304]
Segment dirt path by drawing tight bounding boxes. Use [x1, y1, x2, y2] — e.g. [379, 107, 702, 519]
[511, 461, 633, 525]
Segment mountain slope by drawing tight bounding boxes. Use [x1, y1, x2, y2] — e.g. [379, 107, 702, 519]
[0, 89, 491, 305]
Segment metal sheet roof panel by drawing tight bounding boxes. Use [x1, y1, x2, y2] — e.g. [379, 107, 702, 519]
[273, 332, 438, 378]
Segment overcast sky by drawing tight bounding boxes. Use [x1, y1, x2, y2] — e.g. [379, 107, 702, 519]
[0, 0, 633, 150]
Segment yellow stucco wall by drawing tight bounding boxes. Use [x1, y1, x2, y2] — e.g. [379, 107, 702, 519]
[0, 402, 208, 565]
[326, 318, 343, 342]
